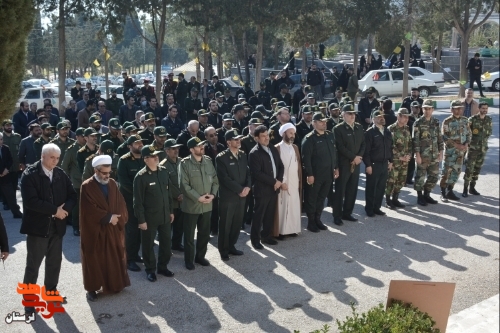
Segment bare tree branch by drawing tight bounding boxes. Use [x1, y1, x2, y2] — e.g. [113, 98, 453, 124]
[128, 12, 155, 46]
[472, 5, 497, 30]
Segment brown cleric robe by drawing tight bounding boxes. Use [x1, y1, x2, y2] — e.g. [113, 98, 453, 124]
[272, 143, 302, 237]
[80, 176, 130, 294]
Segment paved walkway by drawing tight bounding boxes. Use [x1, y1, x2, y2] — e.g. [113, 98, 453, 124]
[447, 294, 499, 333]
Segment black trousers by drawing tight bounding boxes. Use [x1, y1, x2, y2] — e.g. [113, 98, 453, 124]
[210, 197, 219, 234]
[251, 193, 277, 244]
[469, 75, 484, 95]
[0, 177, 21, 216]
[171, 208, 183, 247]
[23, 224, 63, 291]
[124, 194, 141, 262]
[406, 156, 416, 183]
[218, 198, 245, 255]
[243, 190, 254, 225]
[365, 161, 389, 213]
[333, 163, 360, 217]
[304, 176, 333, 215]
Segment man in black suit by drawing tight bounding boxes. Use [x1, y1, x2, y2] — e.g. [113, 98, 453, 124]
[248, 125, 284, 249]
[0, 133, 23, 218]
[12, 102, 36, 139]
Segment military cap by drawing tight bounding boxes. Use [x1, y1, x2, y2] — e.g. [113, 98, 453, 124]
[252, 109, 268, 120]
[2, 119, 13, 126]
[222, 113, 234, 121]
[164, 138, 182, 149]
[371, 107, 384, 117]
[125, 125, 138, 134]
[302, 105, 314, 114]
[410, 101, 421, 108]
[100, 140, 115, 155]
[318, 102, 327, 109]
[75, 127, 85, 136]
[89, 115, 102, 124]
[279, 83, 288, 89]
[329, 103, 340, 110]
[144, 112, 155, 121]
[187, 136, 206, 149]
[141, 144, 162, 158]
[106, 118, 121, 130]
[238, 94, 245, 99]
[306, 93, 315, 99]
[271, 98, 278, 104]
[224, 87, 230, 92]
[215, 92, 223, 98]
[304, 85, 312, 92]
[396, 108, 410, 115]
[56, 122, 70, 130]
[41, 123, 54, 130]
[276, 101, 288, 108]
[249, 118, 263, 125]
[365, 86, 376, 93]
[123, 121, 134, 129]
[342, 104, 357, 113]
[421, 99, 434, 108]
[84, 128, 98, 136]
[127, 134, 145, 145]
[154, 126, 168, 136]
[190, 87, 198, 92]
[378, 96, 389, 102]
[312, 112, 327, 122]
[233, 104, 245, 113]
[450, 100, 464, 108]
[197, 109, 209, 117]
[225, 129, 244, 141]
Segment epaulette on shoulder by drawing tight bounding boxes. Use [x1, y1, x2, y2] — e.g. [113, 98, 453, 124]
[305, 131, 314, 138]
[120, 152, 131, 160]
[67, 143, 76, 150]
[85, 154, 96, 162]
[78, 146, 87, 153]
[216, 150, 226, 158]
[159, 159, 167, 166]
[137, 168, 147, 175]
[204, 155, 212, 161]
[238, 149, 245, 154]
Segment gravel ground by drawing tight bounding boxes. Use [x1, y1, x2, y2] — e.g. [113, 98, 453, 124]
[0, 107, 498, 333]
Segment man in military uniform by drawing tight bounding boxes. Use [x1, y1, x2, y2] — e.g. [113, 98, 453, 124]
[105, 88, 124, 117]
[61, 128, 86, 236]
[215, 129, 250, 261]
[358, 87, 380, 131]
[33, 123, 54, 160]
[331, 88, 343, 106]
[100, 118, 124, 151]
[149, 126, 168, 161]
[240, 118, 261, 227]
[133, 145, 174, 282]
[439, 100, 471, 202]
[462, 102, 492, 197]
[117, 134, 146, 271]
[216, 114, 234, 148]
[179, 137, 219, 270]
[159, 139, 184, 251]
[88, 115, 105, 143]
[50, 122, 75, 166]
[77, 128, 99, 173]
[317, 102, 328, 116]
[326, 103, 342, 131]
[82, 140, 119, 182]
[301, 112, 338, 232]
[385, 109, 412, 209]
[406, 101, 422, 184]
[184, 87, 202, 123]
[1, 120, 22, 211]
[295, 106, 314, 145]
[137, 112, 156, 145]
[412, 99, 444, 206]
[116, 125, 139, 157]
[197, 109, 210, 132]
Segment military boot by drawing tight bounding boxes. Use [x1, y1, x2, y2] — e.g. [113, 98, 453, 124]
[446, 185, 460, 201]
[462, 185, 469, 198]
[424, 190, 438, 204]
[307, 213, 319, 233]
[392, 192, 405, 208]
[469, 182, 481, 195]
[417, 191, 428, 206]
[440, 187, 449, 202]
[315, 212, 328, 230]
[385, 194, 396, 209]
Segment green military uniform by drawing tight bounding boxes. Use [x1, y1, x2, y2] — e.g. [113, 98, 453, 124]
[183, 95, 202, 122]
[138, 128, 154, 146]
[439, 101, 471, 201]
[301, 113, 338, 232]
[77, 143, 99, 173]
[179, 137, 219, 268]
[105, 96, 124, 117]
[215, 130, 251, 258]
[33, 135, 52, 161]
[412, 100, 444, 205]
[385, 110, 412, 207]
[463, 113, 492, 195]
[118, 135, 146, 264]
[50, 130, 75, 167]
[133, 146, 173, 275]
[82, 149, 119, 182]
[116, 141, 130, 157]
[240, 133, 257, 156]
[100, 118, 124, 151]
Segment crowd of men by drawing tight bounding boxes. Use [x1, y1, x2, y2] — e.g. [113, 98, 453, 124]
[0, 68, 493, 310]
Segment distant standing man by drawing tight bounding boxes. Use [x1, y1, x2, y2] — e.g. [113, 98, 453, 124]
[439, 100, 471, 202]
[466, 53, 485, 97]
[412, 99, 444, 206]
[307, 64, 323, 101]
[347, 68, 359, 102]
[462, 102, 492, 197]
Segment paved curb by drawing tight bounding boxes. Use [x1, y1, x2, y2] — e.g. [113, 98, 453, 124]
[446, 294, 499, 333]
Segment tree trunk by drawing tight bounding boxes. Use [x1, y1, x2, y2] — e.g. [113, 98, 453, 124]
[104, 46, 109, 99]
[255, 24, 264, 91]
[217, 35, 223, 78]
[458, 31, 470, 98]
[353, 35, 360, 75]
[301, 46, 307, 79]
[367, 33, 373, 65]
[194, 33, 201, 82]
[57, 0, 66, 113]
[229, 26, 243, 82]
[431, 41, 438, 72]
[243, 30, 250, 84]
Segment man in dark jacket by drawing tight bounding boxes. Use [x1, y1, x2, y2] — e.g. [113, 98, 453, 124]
[466, 53, 485, 97]
[307, 64, 323, 101]
[358, 87, 380, 130]
[12, 102, 36, 139]
[71, 81, 84, 101]
[176, 120, 205, 158]
[0, 133, 23, 218]
[248, 125, 284, 249]
[161, 105, 184, 139]
[20, 143, 77, 313]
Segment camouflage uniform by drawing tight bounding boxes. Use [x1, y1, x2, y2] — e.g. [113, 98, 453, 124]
[412, 117, 444, 191]
[439, 115, 471, 188]
[463, 114, 492, 186]
[385, 122, 412, 195]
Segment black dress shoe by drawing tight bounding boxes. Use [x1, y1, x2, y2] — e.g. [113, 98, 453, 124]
[221, 254, 230, 261]
[288, 233, 298, 237]
[73, 229, 80, 236]
[147, 273, 157, 282]
[275, 235, 285, 241]
[252, 242, 264, 250]
[262, 237, 278, 245]
[342, 215, 358, 222]
[127, 261, 141, 272]
[157, 269, 174, 277]
[229, 249, 244, 256]
[171, 244, 184, 252]
[185, 262, 195, 270]
[195, 257, 210, 266]
[334, 217, 344, 226]
[366, 211, 375, 217]
[13, 212, 22, 219]
[374, 209, 386, 216]
[86, 291, 98, 302]
[134, 256, 144, 263]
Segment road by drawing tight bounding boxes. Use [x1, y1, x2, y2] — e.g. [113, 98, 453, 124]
[0, 107, 498, 333]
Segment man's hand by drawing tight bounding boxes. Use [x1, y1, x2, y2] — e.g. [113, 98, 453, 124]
[306, 176, 314, 185]
[353, 156, 363, 165]
[1, 252, 9, 261]
[388, 163, 393, 171]
[366, 166, 373, 175]
[239, 187, 250, 197]
[20, 164, 26, 171]
[110, 214, 121, 225]
[138, 222, 147, 230]
[170, 214, 174, 223]
[416, 154, 422, 165]
[274, 180, 282, 191]
[177, 194, 183, 202]
[281, 183, 289, 191]
[55, 205, 68, 219]
[1, 169, 8, 177]
[198, 195, 209, 204]
[334, 168, 339, 179]
[204, 194, 215, 203]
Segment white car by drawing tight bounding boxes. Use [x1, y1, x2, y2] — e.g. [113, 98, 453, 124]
[358, 69, 438, 97]
[407, 67, 445, 88]
[96, 85, 124, 100]
[27, 79, 51, 87]
[18, 87, 72, 109]
[480, 71, 499, 92]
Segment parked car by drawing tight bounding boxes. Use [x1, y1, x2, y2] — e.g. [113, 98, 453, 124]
[27, 78, 51, 87]
[49, 78, 76, 91]
[18, 87, 72, 109]
[22, 81, 35, 89]
[96, 85, 124, 100]
[480, 71, 499, 92]
[358, 69, 438, 97]
[407, 67, 445, 88]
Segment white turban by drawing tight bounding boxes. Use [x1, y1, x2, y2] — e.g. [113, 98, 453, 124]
[279, 123, 296, 137]
[92, 155, 112, 168]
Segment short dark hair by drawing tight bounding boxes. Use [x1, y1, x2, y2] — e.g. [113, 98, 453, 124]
[36, 108, 45, 115]
[474, 52, 480, 57]
[253, 125, 268, 138]
[86, 100, 95, 107]
[478, 102, 489, 108]
[44, 103, 53, 108]
[168, 104, 178, 111]
[20, 101, 26, 107]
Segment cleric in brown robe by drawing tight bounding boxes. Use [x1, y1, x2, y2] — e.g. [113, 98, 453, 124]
[80, 155, 130, 302]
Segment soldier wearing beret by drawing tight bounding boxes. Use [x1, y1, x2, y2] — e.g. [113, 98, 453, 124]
[137, 112, 156, 146]
[49, 122, 75, 166]
[295, 106, 314, 146]
[179, 137, 219, 270]
[301, 112, 338, 232]
[159, 139, 185, 251]
[33, 123, 54, 161]
[100, 118, 124, 151]
[117, 135, 146, 272]
[82, 140, 119, 182]
[76, 128, 99, 173]
[215, 129, 250, 261]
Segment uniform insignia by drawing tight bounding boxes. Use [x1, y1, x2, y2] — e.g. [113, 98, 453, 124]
[473, 128, 479, 134]
[120, 152, 131, 160]
[85, 154, 96, 161]
[78, 146, 86, 153]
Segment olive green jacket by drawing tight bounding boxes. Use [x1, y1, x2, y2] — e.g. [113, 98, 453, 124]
[61, 142, 84, 189]
[159, 157, 182, 209]
[2, 132, 21, 172]
[82, 153, 119, 182]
